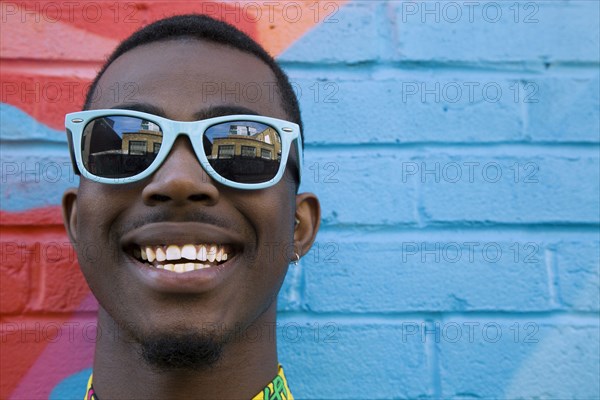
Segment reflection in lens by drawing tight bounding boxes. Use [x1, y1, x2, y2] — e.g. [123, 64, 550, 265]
[81, 116, 162, 178]
[205, 121, 282, 183]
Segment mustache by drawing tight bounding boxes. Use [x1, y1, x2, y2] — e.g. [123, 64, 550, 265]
[120, 210, 237, 233]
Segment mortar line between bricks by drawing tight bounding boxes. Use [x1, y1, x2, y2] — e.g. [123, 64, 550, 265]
[316, 224, 600, 235]
[4, 58, 599, 74]
[0, 312, 99, 321]
[280, 60, 600, 75]
[277, 311, 600, 325]
[304, 142, 600, 152]
[545, 247, 562, 308]
[424, 320, 442, 399]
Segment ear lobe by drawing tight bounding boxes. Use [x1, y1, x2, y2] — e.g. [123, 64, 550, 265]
[294, 192, 321, 257]
[62, 188, 78, 243]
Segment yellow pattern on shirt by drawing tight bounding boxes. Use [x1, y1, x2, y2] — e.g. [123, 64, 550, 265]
[85, 365, 293, 400]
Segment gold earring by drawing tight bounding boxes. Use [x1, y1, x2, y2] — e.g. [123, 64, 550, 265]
[291, 252, 300, 265]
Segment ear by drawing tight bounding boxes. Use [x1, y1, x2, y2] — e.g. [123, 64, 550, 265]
[294, 192, 321, 257]
[62, 188, 79, 244]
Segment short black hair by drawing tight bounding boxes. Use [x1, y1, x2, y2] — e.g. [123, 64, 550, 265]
[84, 14, 303, 147]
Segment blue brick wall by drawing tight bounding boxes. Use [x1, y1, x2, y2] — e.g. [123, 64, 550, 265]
[278, 1, 600, 398]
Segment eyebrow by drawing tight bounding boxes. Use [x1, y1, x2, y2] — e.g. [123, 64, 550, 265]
[110, 103, 261, 120]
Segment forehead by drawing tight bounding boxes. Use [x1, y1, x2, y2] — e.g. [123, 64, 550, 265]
[90, 39, 287, 121]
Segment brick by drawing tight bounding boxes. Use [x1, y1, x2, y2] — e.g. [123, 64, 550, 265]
[416, 154, 600, 224]
[527, 76, 600, 142]
[293, 76, 524, 145]
[0, 239, 31, 314]
[0, 103, 66, 142]
[280, 2, 385, 63]
[0, 207, 64, 226]
[33, 243, 90, 313]
[0, 1, 259, 61]
[300, 151, 417, 226]
[555, 241, 600, 311]
[277, 321, 431, 398]
[1, 150, 77, 212]
[0, 74, 90, 132]
[439, 321, 600, 398]
[277, 263, 303, 312]
[391, 1, 600, 63]
[3, 315, 96, 400]
[0, 227, 90, 314]
[303, 237, 551, 313]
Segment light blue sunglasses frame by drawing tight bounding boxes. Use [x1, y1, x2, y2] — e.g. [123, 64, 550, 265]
[65, 109, 303, 189]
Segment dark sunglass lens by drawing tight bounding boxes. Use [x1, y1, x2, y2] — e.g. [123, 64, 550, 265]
[204, 121, 282, 184]
[81, 116, 163, 178]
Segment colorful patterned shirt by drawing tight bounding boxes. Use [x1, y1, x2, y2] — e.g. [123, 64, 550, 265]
[85, 365, 293, 400]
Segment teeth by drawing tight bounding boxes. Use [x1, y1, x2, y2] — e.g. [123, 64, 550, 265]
[155, 263, 212, 273]
[184, 262, 195, 272]
[156, 247, 166, 262]
[208, 245, 217, 262]
[181, 244, 196, 260]
[166, 245, 181, 260]
[197, 245, 207, 261]
[146, 247, 155, 262]
[137, 244, 231, 269]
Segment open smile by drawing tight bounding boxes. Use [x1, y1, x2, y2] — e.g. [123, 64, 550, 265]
[120, 222, 245, 292]
[131, 243, 235, 273]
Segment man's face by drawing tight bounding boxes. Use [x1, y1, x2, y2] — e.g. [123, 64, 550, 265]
[63, 39, 302, 354]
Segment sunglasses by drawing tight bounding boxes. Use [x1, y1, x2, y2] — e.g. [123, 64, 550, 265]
[65, 109, 302, 189]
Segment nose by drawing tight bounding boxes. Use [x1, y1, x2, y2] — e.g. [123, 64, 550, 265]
[142, 137, 219, 206]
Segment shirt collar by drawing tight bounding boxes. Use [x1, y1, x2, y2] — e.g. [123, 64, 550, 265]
[85, 365, 294, 400]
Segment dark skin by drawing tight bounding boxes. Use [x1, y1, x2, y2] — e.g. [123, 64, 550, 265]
[62, 39, 320, 399]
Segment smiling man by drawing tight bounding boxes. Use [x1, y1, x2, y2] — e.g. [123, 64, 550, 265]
[61, 14, 320, 400]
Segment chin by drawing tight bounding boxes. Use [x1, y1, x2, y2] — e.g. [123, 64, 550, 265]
[138, 330, 225, 371]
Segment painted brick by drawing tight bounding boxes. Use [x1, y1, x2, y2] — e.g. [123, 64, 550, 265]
[416, 154, 600, 224]
[294, 76, 524, 145]
[527, 76, 600, 142]
[0, 228, 90, 314]
[32, 246, 89, 313]
[1, 151, 77, 211]
[0, 242, 30, 314]
[303, 238, 551, 313]
[439, 320, 600, 398]
[277, 321, 431, 398]
[555, 241, 600, 311]
[280, 2, 385, 63]
[0, 73, 88, 131]
[391, 1, 600, 63]
[277, 262, 303, 312]
[4, 315, 96, 400]
[0, 103, 66, 142]
[300, 151, 417, 226]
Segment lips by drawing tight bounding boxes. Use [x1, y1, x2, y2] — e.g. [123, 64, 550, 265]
[120, 222, 245, 292]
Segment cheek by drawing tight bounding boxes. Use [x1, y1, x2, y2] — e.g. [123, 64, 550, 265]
[74, 182, 134, 259]
[239, 189, 296, 266]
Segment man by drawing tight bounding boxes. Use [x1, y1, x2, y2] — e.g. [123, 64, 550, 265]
[61, 14, 320, 399]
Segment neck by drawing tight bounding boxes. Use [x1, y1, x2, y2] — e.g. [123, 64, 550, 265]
[91, 306, 279, 399]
